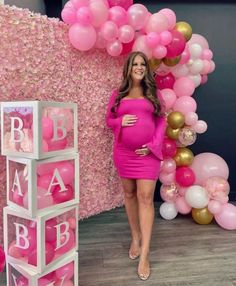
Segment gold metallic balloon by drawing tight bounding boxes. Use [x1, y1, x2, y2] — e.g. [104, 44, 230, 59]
[166, 126, 180, 140]
[174, 21, 193, 41]
[163, 56, 181, 67]
[192, 207, 213, 225]
[167, 111, 185, 129]
[173, 147, 194, 166]
[148, 58, 162, 72]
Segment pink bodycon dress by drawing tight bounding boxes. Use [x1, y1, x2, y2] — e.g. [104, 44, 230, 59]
[106, 90, 166, 180]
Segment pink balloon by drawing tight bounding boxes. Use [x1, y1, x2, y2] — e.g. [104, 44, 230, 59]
[28, 243, 54, 266]
[191, 153, 229, 186]
[201, 75, 208, 85]
[162, 137, 177, 158]
[38, 278, 52, 286]
[8, 240, 22, 258]
[118, 25, 134, 43]
[109, 6, 127, 26]
[55, 261, 74, 280]
[215, 203, 236, 230]
[185, 112, 198, 126]
[76, 6, 92, 25]
[209, 60, 216, 73]
[192, 120, 207, 134]
[173, 96, 197, 115]
[161, 158, 176, 173]
[108, 0, 133, 10]
[106, 39, 122, 56]
[42, 117, 53, 140]
[159, 171, 175, 185]
[52, 184, 74, 204]
[90, 1, 109, 27]
[69, 23, 97, 51]
[42, 140, 49, 152]
[159, 8, 176, 30]
[45, 218, 57, 242]
[200, 60, 211, 75]
[100, 20, 118, 41]
[175, 167, 195, 187]
[160, 31, 172, 46]
[159, 89, 176, 111]
[171, 64, 189, 78]
[146, 32, 160, 48]
[166, 30, 186, 58]
[37, 174, 53, 190]
[12, 190, 24, 206]
[173, 77, 195, 97]
[37, 162, 57, 176]
[67, 217, 77, 229]
[16, 276, 29, 286]
[127, 4, 149, 30]
[120, 40, 134, 55]
[153, 45, 167, 59]
[160, 184, 179, 202]
[179, 47, 190, 65]
[132, 35, 152, 59]
[71, 0, 89, 9]
[188, 33, 209, 50]
[175, 196, 191, 214]
[201, 49, 213, 60]
[55, 229, 75, 255]
[56, 162, 75, 185]
[145, 12, 169, 34]
[61, 7, 77, 25]
[178, 186, 188, 196]
[95, 30, 107, 49]
[208, 200, 223, 215]
[156, 73, 175, 90]
[37, 187, 54, 209]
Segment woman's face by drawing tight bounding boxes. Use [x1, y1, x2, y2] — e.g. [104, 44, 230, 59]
[130, 55, 146, 83]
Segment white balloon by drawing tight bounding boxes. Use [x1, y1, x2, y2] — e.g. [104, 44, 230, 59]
[189, 59, 204, 75]
[159, 202, 178, 220]
[189, 74, 201, 87]
[189, 43, 202, 59]
[185, 185, 209, 208]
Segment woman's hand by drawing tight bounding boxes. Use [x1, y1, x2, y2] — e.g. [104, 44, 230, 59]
[122, 114, 137, 127]
[135, 145, 150, 156]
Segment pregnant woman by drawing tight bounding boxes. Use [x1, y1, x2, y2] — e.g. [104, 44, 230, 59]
[106, 51, 166, 280]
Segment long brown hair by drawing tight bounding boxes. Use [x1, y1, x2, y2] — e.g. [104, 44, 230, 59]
[111, 51, 161, 116]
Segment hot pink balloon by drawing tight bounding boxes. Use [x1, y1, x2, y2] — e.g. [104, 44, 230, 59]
[120, 40, 134, 55]
[56, 161, 75, 185]
[127, 4, 149, 30]
[162, 137, 177, 158]
[156, 73, 175, 90]
[173, 96, 197, 115]
[45, 218, 57, 242]
[215, 203, 236, 230]
[55, 261, 74, 280]
[12, 190, 24, 206]
[69, 23, 97, 51]
[208, 200, 223, 215]
[159, 89, 176, 111]
[109, 6, 127, 26]
[175, 196, 191, 214]
[159, 8, 176, 30]
[28, 243, 54, 266]
[118, 25, 134, 43]
[108, 0, 133, 10]
[61, 7, 77, 25]
[52, 184, 74, 204]
[42, 117, 54, 140]
[166, 30, 186, 58]
[175, 167, 195, 187]
[173, 77, 195, 97]
[191, 153, 229, 186]
[37, 162, 57, 176]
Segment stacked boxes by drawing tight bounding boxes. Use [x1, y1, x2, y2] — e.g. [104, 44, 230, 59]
[1, 101, 79, 285]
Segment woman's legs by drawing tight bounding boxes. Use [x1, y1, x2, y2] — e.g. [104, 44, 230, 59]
[136, 179, 156, 278]
[121, 178, 141, 258]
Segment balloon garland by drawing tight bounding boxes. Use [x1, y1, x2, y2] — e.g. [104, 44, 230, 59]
[61, 0, 236, 230]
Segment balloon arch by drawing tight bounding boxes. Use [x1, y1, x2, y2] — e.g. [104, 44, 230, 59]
[61, 0, 236, 230]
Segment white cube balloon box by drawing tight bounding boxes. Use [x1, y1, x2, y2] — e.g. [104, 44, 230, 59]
[7, 153, 79, 217]
[6, 252, 78, 286]
[1, 101, 78, 159]
[4, 205, 78, 274]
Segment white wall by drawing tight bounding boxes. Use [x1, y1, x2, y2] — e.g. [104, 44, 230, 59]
[5, 0, 45, 14]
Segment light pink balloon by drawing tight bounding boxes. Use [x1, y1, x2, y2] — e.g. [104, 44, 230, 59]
[201, 49, 213, 60]
[191, 153, 229, 186]
[175, 196, 191, 214]
[64, 1, 75, 9]
[106, 39, 122, 56]
[90, 0, 109, 27]
[109, 6, 127, 26]
[179, 47, 190, 65]
[127, 4, 149, 30]
[201, 75, 208, 85]
[160, 184, 179, 203]
[192, 120, 207, 134]
[173, 96, 197, 115]
[200, 60, 211, 75]
[8, 240, 22, 258]
[188, 33, 209, 50]
[159, 89, 176, 111]
[173, 77, 195, 97]
[209, 60, 216, 73]
[145, 12, 169, 34]
[69, 23, 97, 51]
[160, 30, 172, 45]
[185, 112, 198, 126]
[100, 20, 118, 41]
[61, 7, 77, 25]
[159, 8, 176, 30]
[71, 0, 89, 9]
[132, 35, 152, 59]
[76, 6, 92, 25]
[161, 158, 176, 173]
[208, 200, 223, 215]
[153, 45, 167, 59]
[146, 32, 160, 48]
[118, 25, 134, 43]
[37, 187, 54, 209]
[56, 161, 75, 185]
[171, 64, 189, 78]
[215, 203, 236, 230]
[178, 186, 188, 196]
[37, 162, 57, 176]
[159, 171, 175, 185]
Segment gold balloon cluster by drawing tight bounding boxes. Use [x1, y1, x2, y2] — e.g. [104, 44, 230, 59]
[192, 208, 214, 225]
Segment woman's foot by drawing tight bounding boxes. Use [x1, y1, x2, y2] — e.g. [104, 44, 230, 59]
[128, 239, 140, 260]
[137, 255, 150, 280]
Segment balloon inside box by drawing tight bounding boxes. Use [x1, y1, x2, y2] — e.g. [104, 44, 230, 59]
[7, 154, 79, 218]
[7, 252, 78, 286]
[1, 101, 78, 160]
[4, 205, 78, 274]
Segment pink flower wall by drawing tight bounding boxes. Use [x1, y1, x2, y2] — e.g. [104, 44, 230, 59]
[0, 5, 124, 244]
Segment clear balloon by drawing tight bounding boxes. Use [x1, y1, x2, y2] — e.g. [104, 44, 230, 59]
[160, 184, 179, 202]
[204, 176, 230, 200]
[178, 127, 197, 146]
